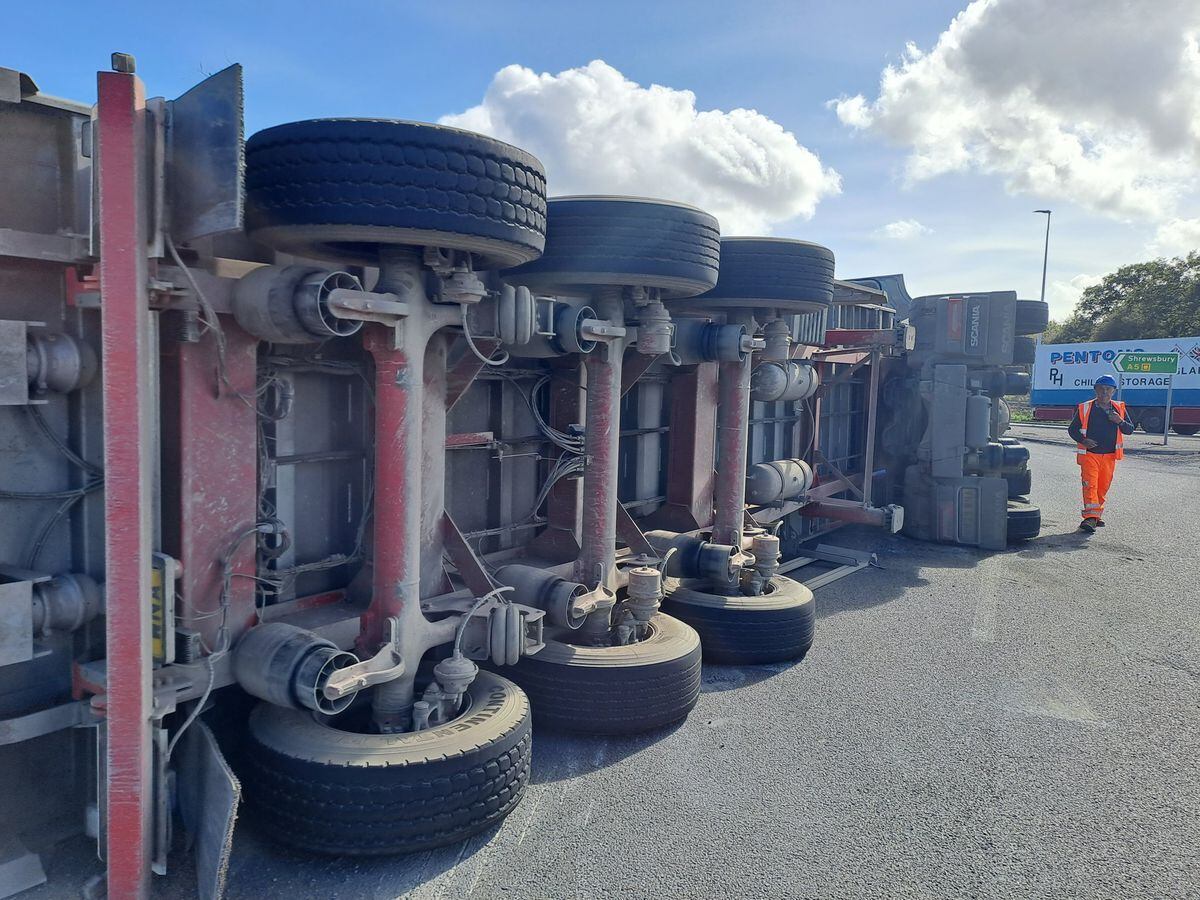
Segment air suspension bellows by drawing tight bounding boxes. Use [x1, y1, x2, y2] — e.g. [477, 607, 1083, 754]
[232, 265, 364, 343]
[494, 564, 588, 629]
[645, 531, 740, 582]
[671, 319, 752, 364]
[233, 622, 358, 715]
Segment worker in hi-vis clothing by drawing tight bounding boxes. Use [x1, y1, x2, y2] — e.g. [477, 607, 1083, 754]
[1067, 374, 1135, 533]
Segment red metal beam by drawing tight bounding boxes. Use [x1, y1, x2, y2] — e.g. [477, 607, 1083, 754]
[160, 324, 258, 651]
[711, 354, 753, 546]
[822, 328, 896, 348]
[445, 431, 494, 447]
[97, 66, 154, 900]
[648, 362, 718, 532]
[576, 343, 622, 587]
[359, 325, 421, 651]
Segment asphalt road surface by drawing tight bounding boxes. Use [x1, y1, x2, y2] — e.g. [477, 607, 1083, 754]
[31, 426, 1200, 899]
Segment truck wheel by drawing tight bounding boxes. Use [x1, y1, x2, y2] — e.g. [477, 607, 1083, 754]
[663, 575, 815, 665]
[1014, 300, 1049, 335]
[501, 613, 701, 734]
[1000, 441, 1030, 470]
[1139, 409, 1166, 434]
[679, 237, 835, 314]
[503, 196, 720, 298]
[1172, 425, 1200, 436]
[1012, 335, 1037, 366]
[240, 670, 531, 856]
[245, 119, 548, 267]
[1006, 499, 1041, 542]
[1006, 468, 1032, 499]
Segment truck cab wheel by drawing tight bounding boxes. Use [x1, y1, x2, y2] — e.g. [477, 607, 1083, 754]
[1006, 467, 1032, 499]
[499, 612, 702, 735]
[663, 575, 815, 665]
[1006, 499, 1041, 542]
[239, 669, 531, 856]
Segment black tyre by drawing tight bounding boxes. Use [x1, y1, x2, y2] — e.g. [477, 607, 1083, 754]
[1003, 367, 1032, 396]
[1000, 442, 1030, 471]
[501, 613, 701, 734]
[240, 670, 531, 856]
[503, 196, 720, 298]
[245, 119, 547, 267]
[1006, 467, 1032, 499]
[1007, 499, 1041, 542]
[1138, 409, 1166, 434]
[1173, 425, 1200, 436]
[663, 575, 815, 665]
[1014, 299, 1050, 335]
[680, 237, 835, 314]
[1012, 335, 1037, 365]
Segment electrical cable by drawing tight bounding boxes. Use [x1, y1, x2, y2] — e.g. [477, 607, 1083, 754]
[0, 481, 102, 500]
[452, 585, 514, 658]
[26, 494, 84, 569]
[799, 401, 817, 462]
[167, 523, 263, 761]
[25, 406, 104, 476]
[497, 372, 583, 453]
[166, 236, 270, 417]
[460, 305, 510, 367]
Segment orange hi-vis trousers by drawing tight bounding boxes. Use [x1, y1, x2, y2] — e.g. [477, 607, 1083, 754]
[1079, 452, 1118, 520]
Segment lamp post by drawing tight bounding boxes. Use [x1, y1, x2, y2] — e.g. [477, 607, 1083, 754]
[1034, 209, 1051, 303]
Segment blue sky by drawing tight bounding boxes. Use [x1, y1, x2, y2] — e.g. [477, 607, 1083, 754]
[5, 1, 1196, 319]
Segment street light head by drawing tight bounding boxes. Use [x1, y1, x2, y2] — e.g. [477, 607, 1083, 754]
[1034, 209, 1051, 214]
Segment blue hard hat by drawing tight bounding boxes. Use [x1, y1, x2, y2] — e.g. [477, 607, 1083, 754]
[1094, 374, 1118, 388]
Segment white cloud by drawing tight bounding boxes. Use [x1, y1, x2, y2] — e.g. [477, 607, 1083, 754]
[1046, 273, 1102, 320]
[1148, 218, 1200, 257]
[877, 219, 932, 240]
[441, 60, 841, 234]
[832, 0, 1200, 223]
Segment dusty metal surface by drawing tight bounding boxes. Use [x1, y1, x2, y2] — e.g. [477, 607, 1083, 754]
[167, 65, 244, 243]
[0, 56, 910, 900]
[96, 66, 155, 899]
[712, 354, 753, 547]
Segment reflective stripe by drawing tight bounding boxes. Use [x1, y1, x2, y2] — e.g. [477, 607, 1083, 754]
[1077, 398, 1126, 459]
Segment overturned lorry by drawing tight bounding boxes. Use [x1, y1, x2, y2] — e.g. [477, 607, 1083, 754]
[0, 58, 1038, 899]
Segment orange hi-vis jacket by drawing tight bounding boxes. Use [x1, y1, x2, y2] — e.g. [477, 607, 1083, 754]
[1075, 399, 1127, 462]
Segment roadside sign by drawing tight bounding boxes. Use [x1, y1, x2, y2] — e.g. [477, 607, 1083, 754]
[1113, 352, 1180, 446]
[1113, 352, 1179, 374]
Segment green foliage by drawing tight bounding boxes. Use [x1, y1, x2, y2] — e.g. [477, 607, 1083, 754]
[1047, 252, 1200, 343]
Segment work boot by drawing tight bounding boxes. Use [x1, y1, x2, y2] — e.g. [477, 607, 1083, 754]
[1079, 517, 1099, 533]
[1096, 519, 1106, 527]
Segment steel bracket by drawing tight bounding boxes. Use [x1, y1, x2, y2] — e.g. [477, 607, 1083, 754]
[322, 617, 404, 701]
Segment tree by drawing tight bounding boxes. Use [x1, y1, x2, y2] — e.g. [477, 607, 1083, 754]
[1046, 251, 1200, 343]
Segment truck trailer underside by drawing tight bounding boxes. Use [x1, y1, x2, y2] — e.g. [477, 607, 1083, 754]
[0, 58, 1043, 898]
